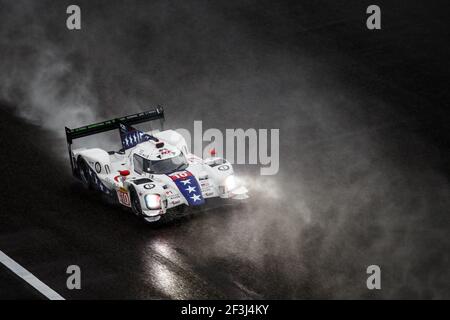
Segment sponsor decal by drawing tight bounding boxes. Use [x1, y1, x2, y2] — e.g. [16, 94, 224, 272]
[159, 148, 172, 155]
[218, 165, 230, 171]
[120, 123, 156, 150]
[144, 183, 155, 190]
[168, 171, 205, 206]
[84, 162, 112, 195]
[116, 189, 131, 207]
[95, 162, 102, 173]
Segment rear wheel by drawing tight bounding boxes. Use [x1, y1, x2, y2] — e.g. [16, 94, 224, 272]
[77, 158, 94, 190]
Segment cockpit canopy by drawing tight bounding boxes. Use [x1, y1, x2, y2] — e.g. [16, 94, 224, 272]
[133, 152, 188, 175]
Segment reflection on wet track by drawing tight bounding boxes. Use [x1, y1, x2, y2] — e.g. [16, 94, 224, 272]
[144, 239, 202, 299]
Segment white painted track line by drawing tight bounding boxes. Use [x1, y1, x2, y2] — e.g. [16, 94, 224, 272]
[0, 250, 65, 300]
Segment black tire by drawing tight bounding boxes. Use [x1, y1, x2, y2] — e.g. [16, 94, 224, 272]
[77, 157, 94, 190]
[130, 188, 164, 225]
[129, 187, 143, 216]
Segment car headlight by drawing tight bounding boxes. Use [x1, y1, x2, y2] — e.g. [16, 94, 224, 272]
[145, 194, 161, 210]
[224, 175, 238, 191]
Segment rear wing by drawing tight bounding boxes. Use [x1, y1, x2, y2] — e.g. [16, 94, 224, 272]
[65, 105, 165, 173]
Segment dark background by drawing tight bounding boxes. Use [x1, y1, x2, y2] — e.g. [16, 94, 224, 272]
[0, 0, 449, 299]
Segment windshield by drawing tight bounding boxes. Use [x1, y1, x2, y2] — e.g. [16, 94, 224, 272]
[144, 154, 188, 174]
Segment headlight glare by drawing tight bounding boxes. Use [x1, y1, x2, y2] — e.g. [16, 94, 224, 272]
[224, 175, 238, 191]
[145, 194, 161, 210]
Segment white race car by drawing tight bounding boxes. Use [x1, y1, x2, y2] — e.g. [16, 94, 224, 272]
[65, 106, 248, 222]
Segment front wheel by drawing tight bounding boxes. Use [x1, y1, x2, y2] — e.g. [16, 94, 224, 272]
[129, 187, 143, 216]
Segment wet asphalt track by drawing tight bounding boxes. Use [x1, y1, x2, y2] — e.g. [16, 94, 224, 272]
[0, 0, 450, 299]
[0, 98, 449, 299]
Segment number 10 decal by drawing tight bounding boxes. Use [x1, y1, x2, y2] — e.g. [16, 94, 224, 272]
[170, 171, 192, 180]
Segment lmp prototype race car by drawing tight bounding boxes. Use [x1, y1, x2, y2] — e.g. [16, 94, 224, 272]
[65, 106, 248, 222]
